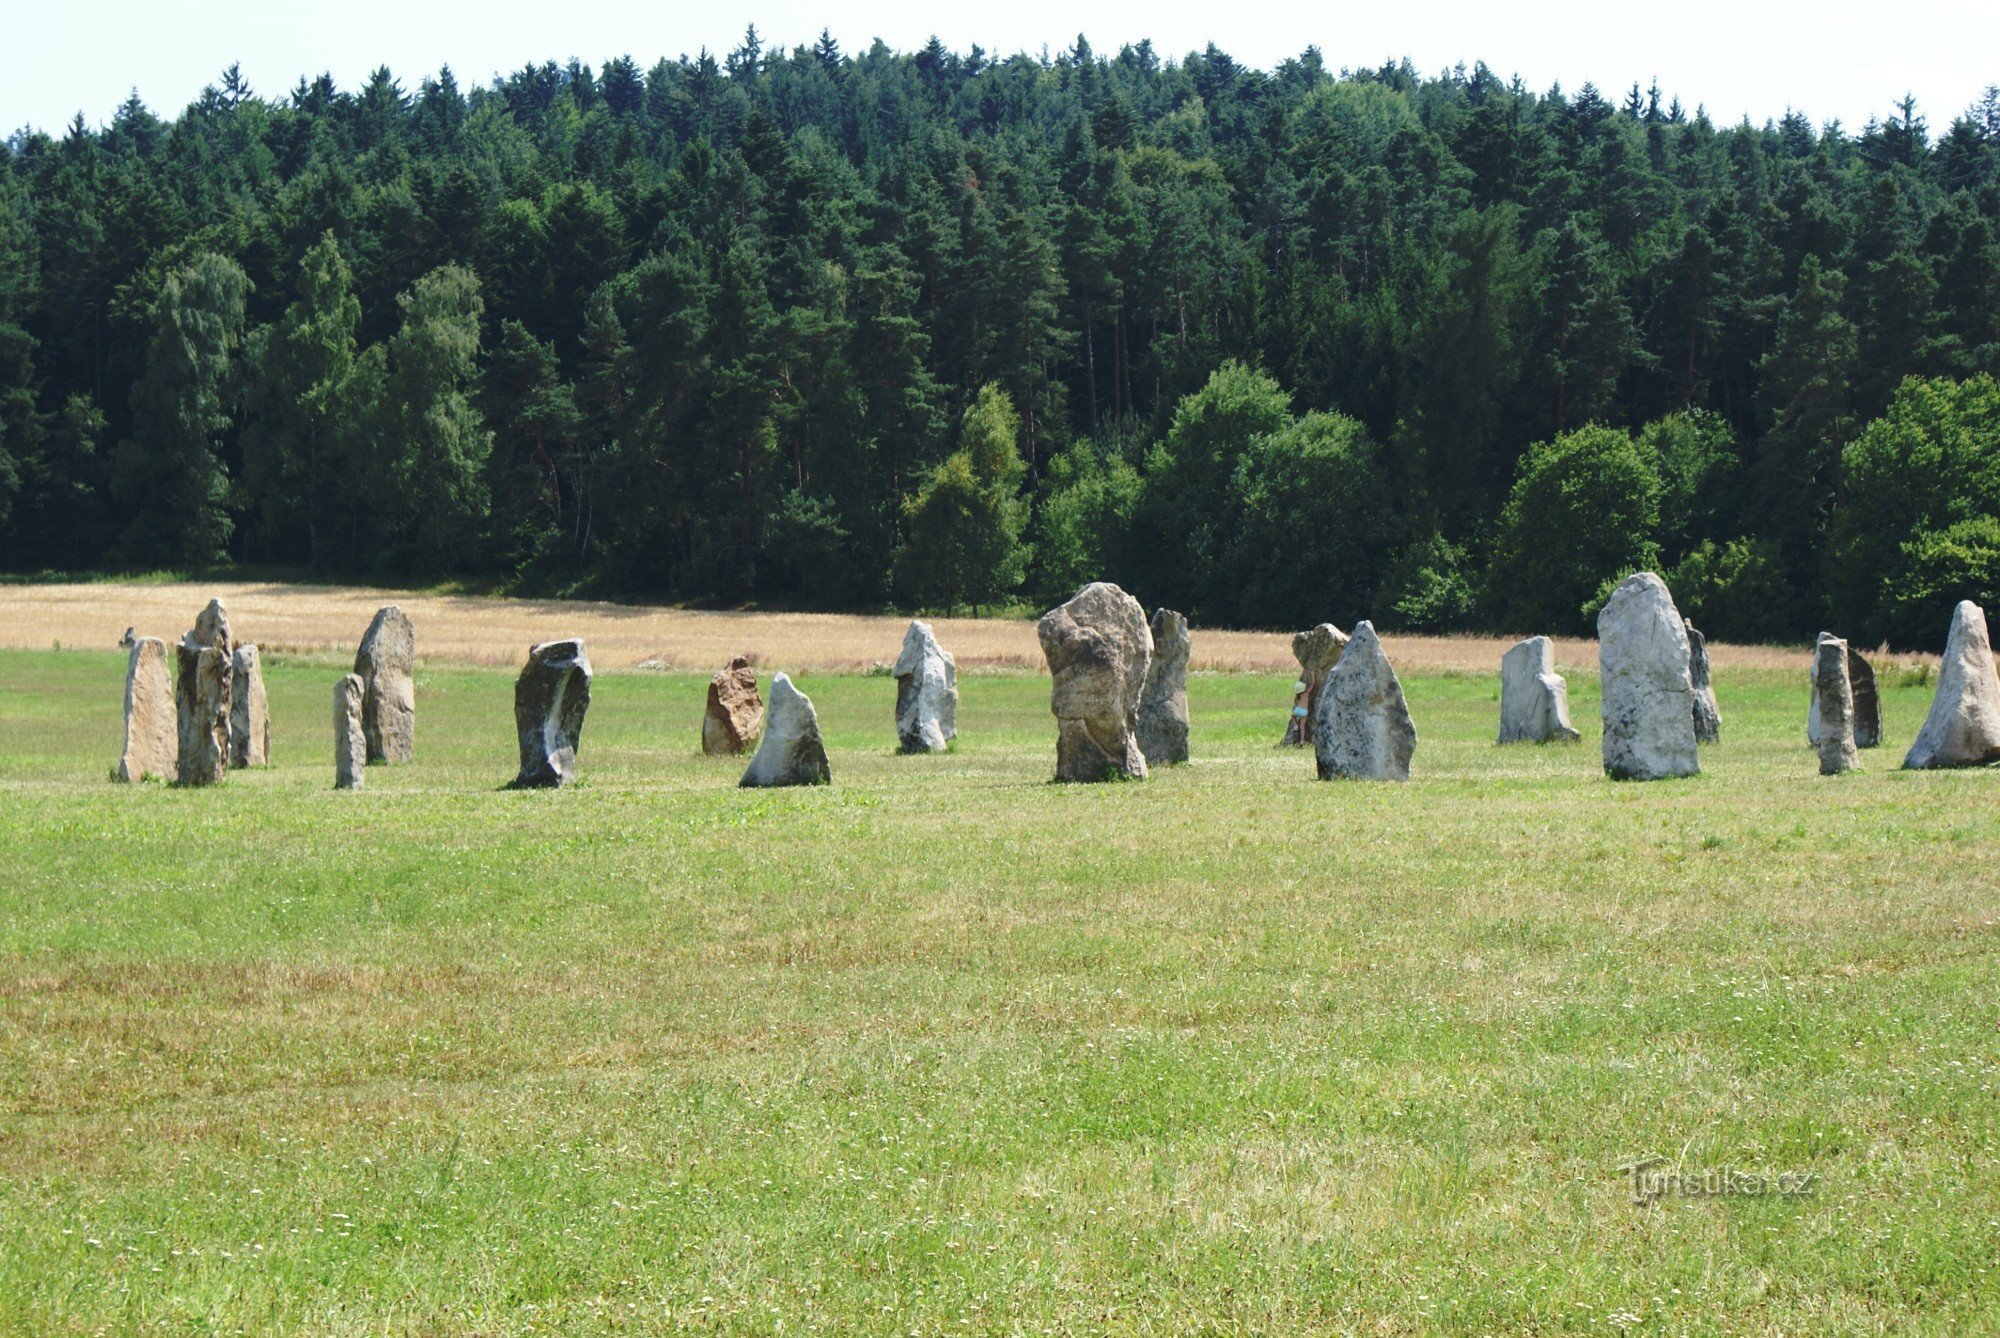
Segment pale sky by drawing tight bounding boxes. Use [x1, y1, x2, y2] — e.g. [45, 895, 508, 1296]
[5, 0, 1996, 138]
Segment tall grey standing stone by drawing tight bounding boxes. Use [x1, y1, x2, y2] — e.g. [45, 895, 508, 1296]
[1903, 599, 2000, 770]
[510, 639, 592, 789]
[174, 642, 233, 786]
[702, 657, 763, 755]
[1809, 642, 1883, 750]
[1686, 620, 1721, 744]
[740, 673, 832, 787]
[1812, 634, 1859, 776]
[1311, 621, 1416, 781]
[116, 636, 176, 782]
[892, 621, 958, 754]
[1597, 573, 1700, 781]
[354, 605, 416, 765]
[1137, 608, 1190, 766]
[191, 598, 232, 654]
[229, 644, 270, 768]
[1037, 582, 1153, 782]
[1497, 635, 1580, 744]
[1283, 624, 1349, 746]
[334, 673, 366, 791]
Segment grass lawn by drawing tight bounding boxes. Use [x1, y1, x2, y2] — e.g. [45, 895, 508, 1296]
[0, 647, 1996, 1332]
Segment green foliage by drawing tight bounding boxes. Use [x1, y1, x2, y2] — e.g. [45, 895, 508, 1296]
[1378, 531, 1480, 632]
[384, 265, 492, 570]
[1490, 424, 1661, 635]
[1666, 537, 1794, 644]
[1880, 517, 2000, 649]
[1638, 409, 1739, 565]
[1031, 439, 1141, 606]
[894, 384, 1030, 613]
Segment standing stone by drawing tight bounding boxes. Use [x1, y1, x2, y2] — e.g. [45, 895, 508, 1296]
[334, 673, 366, 791]
[740, 673, 832, 787]
[1809, 642, 1883, 750]
[893, 621, 958, 754]
[1283, 624, 1349, 746]
[174, 642, 233, 786]
[1812, 634, 1859, 776]
[190, 598, 232, 654]
[1497, 635, 1580, 744]
[229, 645, 270, 768]
[116, 636, 176, 782]
[1686, 620, 1722, 744]
[354, 605, 416, 765]
[1137, 608, 1190, 766]
[702, 657, 764, 755]
[509, 639, 592, 789]
[1597, 573, 1700, 781]
[1037, 582, 1153, 782]
[1903, 599, 2000, 770]
[1311, 621, 1416, 781]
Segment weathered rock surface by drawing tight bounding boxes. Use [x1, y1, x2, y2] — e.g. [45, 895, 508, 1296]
[1497, 635, 1580, 744]
[1812, 633, 1859, 775]
[510, 639, 592, 789]
[893, 621, 958, 754]
[1597, 573, 1700, 781]
[1808, 642, 1882, 750]
[1311, 621, 1416, 781]
[354, 605, 416, 765]
[1283, 623, 1349, 746]
[334, 673, 366, 790]
[1903, 600, 2000, 770]
[702, 657, 763, 755]
[740, 672, 831, 787]
[1687, 620, 1722, 743]
[190, 598, 232, 653]
[116, 636, 176, 782]
[229, 644, 270, 768]
[1037, 582, 1153, 782]
[174, 642, 233, 786]
[1137, 608, 1190, 766]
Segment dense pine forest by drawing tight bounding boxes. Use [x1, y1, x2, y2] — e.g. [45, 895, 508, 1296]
[2, 34, 1999, 644]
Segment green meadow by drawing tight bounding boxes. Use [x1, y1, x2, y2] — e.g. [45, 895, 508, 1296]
[0, 648, 1996, 1333]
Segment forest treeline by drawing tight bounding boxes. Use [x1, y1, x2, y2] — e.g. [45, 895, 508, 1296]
[2, 34, 1999, 646]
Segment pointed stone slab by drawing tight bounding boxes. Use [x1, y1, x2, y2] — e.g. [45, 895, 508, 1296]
[334, 673, 366, 791]
[1687, 619, 1721, 744]
[1809, 641, 1882, 750]
[354, 605, 416, 765]
[740, 673, 831, 787]
[1904, 599, 2000, 770]
[1598, 573, 1699, 781]
[1283, 623, 1348, 746]
[174, 642, 232, 786]
[1812, 634, 1859, 775]
[1497, 635, 1580, 744]
[510, 639, 592, 789]
[1137, 608, 1190, 766]
[893, 620, 958, 754]
[703, 657, 763, 755]
[1312, 621, 1416, 781]
[1037, 582, 1152, 782]
[230, 644, 270, 768]
[116, 636, 176, 782]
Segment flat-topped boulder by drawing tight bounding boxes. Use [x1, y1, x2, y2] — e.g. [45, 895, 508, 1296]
[1687, 619, 1722, 744]
[1284, 623, 1349, 746]
[1497, 635, 1580, 744]
[702, 657, 763, 755]
[354, 605, 415, 765]
[1809, 641, 1882, 750]
[174, 640, 233, 786]
[1904, 600, 2000, 770]
[1597, 573, 1699, 781]
[509, 639, 592, 789]
[1312, 621, 1416, 781]
[116, 635, 176, 782]
[1037, 582, 1152, 782]
[1812, 633, 1859, 775]
[229, 645, 270, 768]
[334, 673, 366, 790]
[740, 673, 831, 787]
[1137, 608, 1190, 766]
[893, 621, 958, 754]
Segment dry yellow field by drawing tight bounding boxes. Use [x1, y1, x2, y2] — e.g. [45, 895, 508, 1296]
[0, 578, 1922, 675]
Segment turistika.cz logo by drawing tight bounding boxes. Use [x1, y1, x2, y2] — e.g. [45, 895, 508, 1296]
[1619, 1156, 1818, 1205]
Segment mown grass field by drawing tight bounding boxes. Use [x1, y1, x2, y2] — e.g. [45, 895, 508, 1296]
[1, 644, 1997, 1333]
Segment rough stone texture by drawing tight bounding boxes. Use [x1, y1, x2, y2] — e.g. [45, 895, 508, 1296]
[174, 642, 233, 786]
[1597, 573, 1700, 781]
[1283, 624, 1349, 746]
[1903, 599, 2000, 770]
[510, 639, 592, 789]
[1136, 608, 1190, 766]
[229, 644, 270, 768]
[1686, 620, 1722, 744]
[1813, 633, 1859, 776]
[1497, 635, 1581, 744]
[334, 673, 366, 791]
[1810, 644, 1881, 750]
[1311, 621, 1417, 781]
[1037, 582, 1153, 782]
[354, 605, 416, 765]
[116, 636, 176, 782]
[893, 621, 958, 754]
[702, 657, 763, 755]
[740, 673, 832, 787]
[190, 598, 232, 653]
